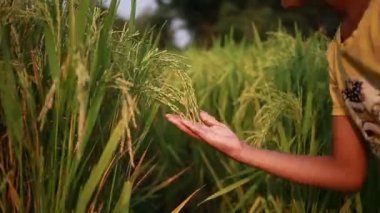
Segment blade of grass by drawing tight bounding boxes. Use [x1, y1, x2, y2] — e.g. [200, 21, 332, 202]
[75, 120, 125, 213]
[112, 181, 133, 213]
[199, 176, 253, 206]
[171, 187, 203, 213]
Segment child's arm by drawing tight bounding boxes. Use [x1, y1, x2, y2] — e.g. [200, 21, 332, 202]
[166, 112, 368, 192]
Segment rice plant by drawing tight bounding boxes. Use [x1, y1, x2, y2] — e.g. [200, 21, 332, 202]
[0, 0, 199, 212]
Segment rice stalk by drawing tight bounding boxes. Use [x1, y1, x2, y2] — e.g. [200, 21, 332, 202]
[0, 0, 200, 212]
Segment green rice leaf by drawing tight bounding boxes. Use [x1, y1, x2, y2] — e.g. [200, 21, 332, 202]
[0, 26, 23, 145]
[112, 181, 133, 213]
[200, 176, 253, 205]
[76, 0, 92, 46]
[171, 187, 203, 213]
[75, 120, 125, 213]
[44, 26, 60, 80]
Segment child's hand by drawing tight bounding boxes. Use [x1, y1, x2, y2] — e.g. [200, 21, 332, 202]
[165, 111, 244, 159]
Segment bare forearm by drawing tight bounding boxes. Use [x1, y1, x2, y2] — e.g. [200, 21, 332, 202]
[166, 113, 367, 192]
[234, 143, 365, 192]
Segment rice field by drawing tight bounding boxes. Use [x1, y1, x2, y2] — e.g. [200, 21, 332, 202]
[141, 30, 380, 212]
[1, 1, 380, 213]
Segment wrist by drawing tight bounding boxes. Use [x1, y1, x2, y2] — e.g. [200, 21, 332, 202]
[230, 140, 252, 162]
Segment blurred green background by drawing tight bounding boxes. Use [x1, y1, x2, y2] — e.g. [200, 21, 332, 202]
[117, 0, 340, 48]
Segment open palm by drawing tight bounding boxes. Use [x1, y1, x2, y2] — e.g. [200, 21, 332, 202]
[165, 111, 244, 158]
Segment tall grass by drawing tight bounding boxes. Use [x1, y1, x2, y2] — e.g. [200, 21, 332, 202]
[147, 30, 380, 212]
[0, 0, 199, 212]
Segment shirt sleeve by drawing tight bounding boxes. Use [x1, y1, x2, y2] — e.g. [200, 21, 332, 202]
[326, 44, 346, 116]
[329, 79, 346, 116]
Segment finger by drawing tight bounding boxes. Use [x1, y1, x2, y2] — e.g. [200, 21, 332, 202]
[166, 115, 201, 139]
[200, 111, 223, 127]
[168, 119, 201, 139]
[181, 120, 222, 146]
[181, 119, 208, 139]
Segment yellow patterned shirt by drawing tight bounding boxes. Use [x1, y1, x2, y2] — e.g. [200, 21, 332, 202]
[327, 0, 380, 158]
